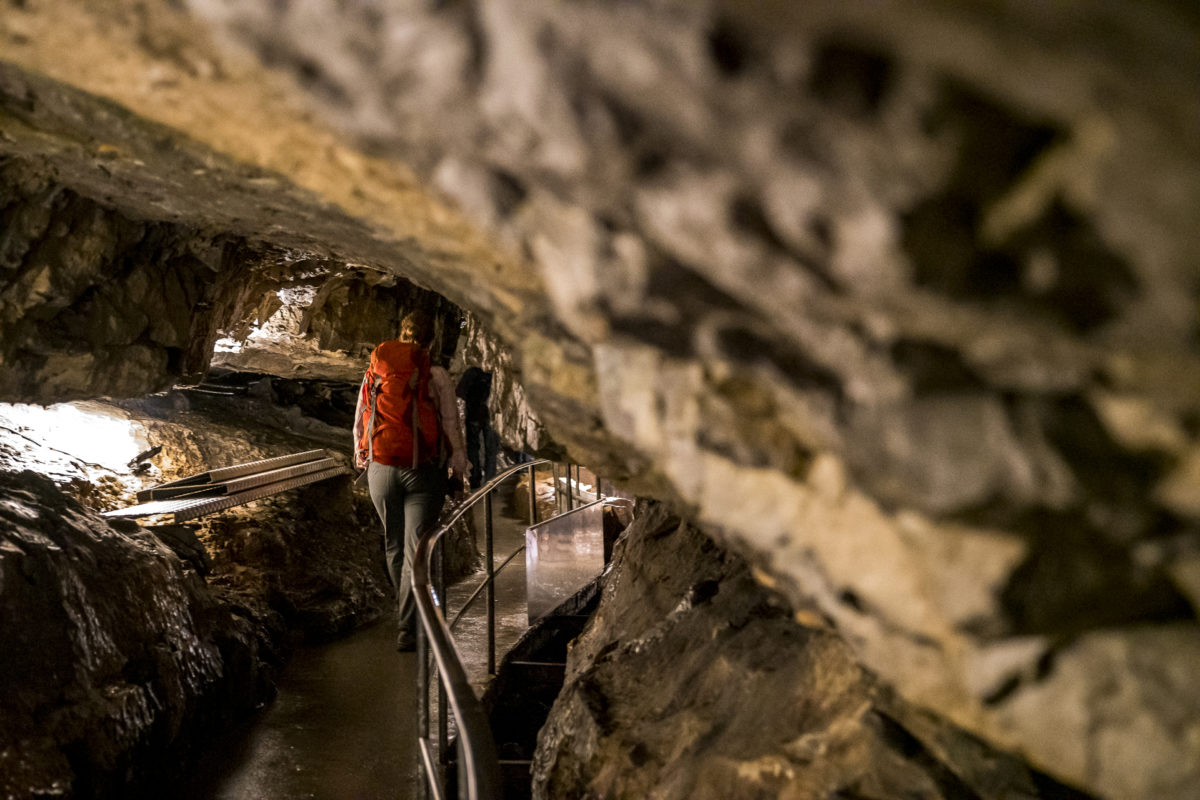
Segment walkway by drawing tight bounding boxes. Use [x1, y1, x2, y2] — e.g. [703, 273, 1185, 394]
[191, 482, 532, 800]
[194, 620, 422, 800]
[446, 488, 532, 697]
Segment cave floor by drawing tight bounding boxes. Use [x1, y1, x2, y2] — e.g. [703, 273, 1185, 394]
[446, 488, 535, 700]
[188, 486, 533, 800]
[191, 617, 423, 800]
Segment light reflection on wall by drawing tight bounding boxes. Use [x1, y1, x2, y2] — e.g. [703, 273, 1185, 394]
[214, 285, 316, 355]
[0, 401, 150, 475]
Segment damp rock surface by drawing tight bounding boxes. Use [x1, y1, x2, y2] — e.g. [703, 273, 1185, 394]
[0, 470, 276, 799]
[2, 2, 1200, 798]
[532, 504, 1098, 800]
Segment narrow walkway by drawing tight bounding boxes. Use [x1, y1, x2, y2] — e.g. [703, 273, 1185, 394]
[446, 486, 532, 697]
[193, 620, 421, 800]
[192, 481, 532, 799]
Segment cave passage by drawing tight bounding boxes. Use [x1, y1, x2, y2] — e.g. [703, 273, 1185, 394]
[0, 383, 604, 799]
[184, 618, 423, 800]
[189, 474, 580, 800]
[4, 2, 1200, 798]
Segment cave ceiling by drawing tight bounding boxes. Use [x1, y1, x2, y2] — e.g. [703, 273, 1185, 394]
[2, 1, 1200, 793]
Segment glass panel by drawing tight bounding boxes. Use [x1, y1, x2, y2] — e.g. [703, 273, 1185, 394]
[525, 501, 605, 622]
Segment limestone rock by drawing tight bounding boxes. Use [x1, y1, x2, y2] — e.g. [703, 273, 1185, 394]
[2, 2, 1200, 798]
[0, 470, 276, 798]
[984, 626, 1200, 800]
[533, 504, 1089, 800]
[1169, 556, 1200, 616]
[1156, 445, 1200, 521]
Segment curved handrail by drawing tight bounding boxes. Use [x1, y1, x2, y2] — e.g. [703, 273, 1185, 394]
[412, 458, 552, 800]
[449, 544, 526, 632]
[448, 496, 609, 631]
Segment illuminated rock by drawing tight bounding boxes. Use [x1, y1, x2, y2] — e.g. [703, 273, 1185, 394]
[0, 470, 275, 797]
[1, 1, 1199, 797]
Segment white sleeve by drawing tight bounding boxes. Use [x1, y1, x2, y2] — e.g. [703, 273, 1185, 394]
[430, 366, 469, 476]
[353, 374, 368, 457]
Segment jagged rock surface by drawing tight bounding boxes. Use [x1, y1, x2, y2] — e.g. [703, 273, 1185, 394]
[533, 503, 1097, 800]
[0, 471, 277, 798]
[2, 2, 1200, 797]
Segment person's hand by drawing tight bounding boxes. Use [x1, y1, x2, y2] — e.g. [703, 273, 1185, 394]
[355, 450, 368, 470]
[449, 468, 467, 497]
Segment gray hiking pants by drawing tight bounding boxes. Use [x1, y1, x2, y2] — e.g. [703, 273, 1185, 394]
[367, 460, 445, 638]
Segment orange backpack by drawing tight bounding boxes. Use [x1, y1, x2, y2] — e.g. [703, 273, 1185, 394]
[358, 340, 441, 468]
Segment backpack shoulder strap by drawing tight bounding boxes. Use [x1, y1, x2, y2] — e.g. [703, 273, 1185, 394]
[363, 365, 382, 466]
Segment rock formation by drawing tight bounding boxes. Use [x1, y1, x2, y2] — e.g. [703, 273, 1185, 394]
[534, 502, 1096, 799]
[2, 1, 1199, 797]
[0, 470, 275, 797]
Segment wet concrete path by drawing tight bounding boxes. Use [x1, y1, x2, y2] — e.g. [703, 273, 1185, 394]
[447, 490, 531, 699]
[192, 484, 533, 800]
[194, 620, 422, 800]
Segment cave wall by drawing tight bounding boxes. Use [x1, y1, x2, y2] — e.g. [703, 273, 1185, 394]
[2, 2, 1200, 797]
[450, 311, 550, 456]
[0, 471, 277, 798]
[534, 502, 1104, 799]
[211, 268, 466, 382]
[0, 155, 227, 401]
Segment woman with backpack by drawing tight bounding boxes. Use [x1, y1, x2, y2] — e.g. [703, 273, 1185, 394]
[353, 310, 468, 651]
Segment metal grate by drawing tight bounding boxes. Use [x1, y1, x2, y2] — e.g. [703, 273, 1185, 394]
[107, 450, 350, 522]
[136, 449, 330, 501]
[217, 457, 339, 494]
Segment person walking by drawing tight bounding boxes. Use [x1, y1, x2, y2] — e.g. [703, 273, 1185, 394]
[455, 366, 498, 490]
[353, 310, 468, 651]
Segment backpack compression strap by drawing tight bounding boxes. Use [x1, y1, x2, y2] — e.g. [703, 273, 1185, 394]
[366, 370, 380, 467]
[410, 370, 421, 468]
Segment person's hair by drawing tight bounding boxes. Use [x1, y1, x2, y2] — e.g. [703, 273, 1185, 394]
[399, 310, 435, 348]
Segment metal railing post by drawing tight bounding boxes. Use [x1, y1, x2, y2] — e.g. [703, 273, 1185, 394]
[551, 462, 560, 515]
[438, 674, 449, 769]
[436, 537, 449, 768]
[417, 624, 431, 800]
[565, 463, 574, 512]
[527, 462, 537, 524]
[485, 491, 496, 676]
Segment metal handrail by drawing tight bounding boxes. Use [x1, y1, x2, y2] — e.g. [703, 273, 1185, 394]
[526, 497, 605, 532]
[447, 496, 607, 631]
[412, 458, 553, 800]
[449, 544, 526, 632]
